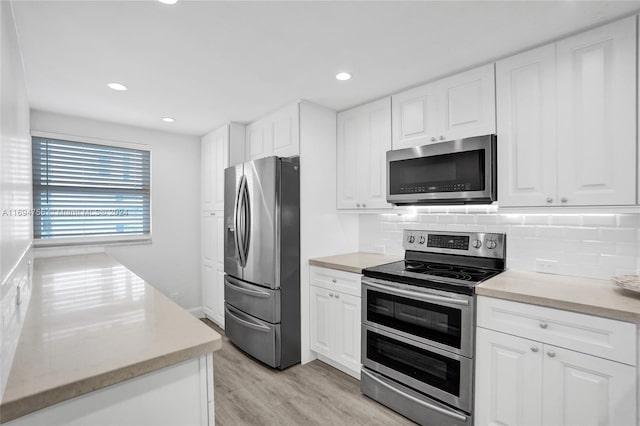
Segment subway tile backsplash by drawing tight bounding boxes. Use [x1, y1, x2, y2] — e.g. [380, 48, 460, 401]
[359, 212, 640, 280]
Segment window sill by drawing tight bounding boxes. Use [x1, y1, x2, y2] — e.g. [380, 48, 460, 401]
[33, 235, 152, 249]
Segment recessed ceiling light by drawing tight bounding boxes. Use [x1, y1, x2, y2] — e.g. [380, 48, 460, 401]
[162, 117, 175, 123]
[107, 82, 128, 91]
[336, 72, 352, 81]
[158, 0, 178, 4]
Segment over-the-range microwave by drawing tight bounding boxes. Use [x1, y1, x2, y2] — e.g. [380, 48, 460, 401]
[386, 134, 497, 205]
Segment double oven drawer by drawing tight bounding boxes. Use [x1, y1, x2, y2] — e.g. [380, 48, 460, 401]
[361, 276, 475, 415]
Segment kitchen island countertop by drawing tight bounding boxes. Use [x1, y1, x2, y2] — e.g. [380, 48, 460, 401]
[477, 269, 640, 323]
[309, 252, 402, 274]
[0, 253, 221, 423]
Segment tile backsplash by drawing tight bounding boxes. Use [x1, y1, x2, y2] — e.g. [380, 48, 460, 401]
[359, 209, 640, 280]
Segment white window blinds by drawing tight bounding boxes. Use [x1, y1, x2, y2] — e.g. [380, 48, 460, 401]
[32, 136, 151, 240]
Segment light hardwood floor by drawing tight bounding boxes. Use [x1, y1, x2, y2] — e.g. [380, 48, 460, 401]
[202, 319, 415, 426]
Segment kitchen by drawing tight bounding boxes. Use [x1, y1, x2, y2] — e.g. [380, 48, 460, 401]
[1, 1, 640, 425]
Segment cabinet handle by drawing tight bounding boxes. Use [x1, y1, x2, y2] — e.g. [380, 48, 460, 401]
[561, 197, 568, 203]
[331, 278, 337, 283]
[210, 212, 216, 215]
[329, 292, 334, 297]
[539, 322, 548, 329]
[546, 197, 553, 203]
[439, 135, 445, 140]
[430, 137, 437, 142]
[335, 293, 340, 299]
[530, 346, 539, 353]
[547, 350, 556, 358]
[362, 203, 366, 208]
[356, 203, 361, 208]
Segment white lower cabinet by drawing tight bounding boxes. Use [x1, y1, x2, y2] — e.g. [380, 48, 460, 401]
[475, 296, 637, 426]
[309, 266, 361, 378]
[202, 211, 225, 328]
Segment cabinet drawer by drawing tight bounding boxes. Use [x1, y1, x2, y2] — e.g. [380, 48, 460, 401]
[309, 266, 361, 297]
[477, 296, 636, 365]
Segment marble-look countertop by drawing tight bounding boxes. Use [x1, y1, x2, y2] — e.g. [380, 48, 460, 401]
[477, 270, 640, 323]
[0, 254, 221, 423]
[309, 252, 402, 274]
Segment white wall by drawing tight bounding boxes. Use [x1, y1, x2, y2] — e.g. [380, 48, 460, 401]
[0, 0, 33, 400]
[1, 0, 32, 287]
[299, 101, 359, 364]
[360, 206, 640, 280]
[30, 110, 202, 310]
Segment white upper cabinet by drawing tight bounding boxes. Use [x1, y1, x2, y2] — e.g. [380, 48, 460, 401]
[435, 63, 496, 141]
[497, 44, 558, 207]
[497, 16, 637, 207]
[391, 83, 438, 150]
[201, 123, 245, 210]
[201, 127, 228, 211]
[337, 97, 392, 210]
[392, 64, 496, 150]
[245, 102, 300, 161]
[556, 16, 636, 206]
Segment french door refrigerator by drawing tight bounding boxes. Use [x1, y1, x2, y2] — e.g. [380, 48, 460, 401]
[223, 156, 300, 369]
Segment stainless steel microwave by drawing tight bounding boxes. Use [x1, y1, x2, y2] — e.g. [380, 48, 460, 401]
[386, 135, 497, 205]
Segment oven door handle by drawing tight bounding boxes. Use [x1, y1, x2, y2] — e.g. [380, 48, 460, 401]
[361, 369, 468, 422]
[363, 280, 469, 306]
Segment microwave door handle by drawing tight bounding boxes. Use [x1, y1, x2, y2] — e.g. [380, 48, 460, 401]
[361, 369, 467, 422]
[363, 280, 469, 306]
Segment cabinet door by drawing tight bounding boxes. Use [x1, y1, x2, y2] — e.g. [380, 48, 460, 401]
[391, 82, 438, 149]
[245, 121, 270, 162]
[271, 102, 300, 158]
[202, 263, 216, 317]
[435, 63, 496, 141]
[337, 97, 392, 210]
[201, 212, 217, 265]
[201, 126, 229, 211]
[475, 327, 543, 426]
[214, 268, 225, 327]
[310, 286, 332, 357]
[542, 345, 636, 426]
[336, 107, 363, 209]
[200, 133, 216, 211]
[334, 292, 361, 374]
[556, 16, 636, 206]
[496, 44, 558, 206]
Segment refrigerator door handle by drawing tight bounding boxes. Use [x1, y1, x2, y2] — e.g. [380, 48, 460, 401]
[242, 178, 251, 263]
[235, 175, 247, 267]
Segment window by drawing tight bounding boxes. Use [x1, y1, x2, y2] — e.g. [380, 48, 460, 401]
[32, 136, 151, 244]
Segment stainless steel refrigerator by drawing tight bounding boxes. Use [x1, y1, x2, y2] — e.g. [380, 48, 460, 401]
[223, 156, 300, 369]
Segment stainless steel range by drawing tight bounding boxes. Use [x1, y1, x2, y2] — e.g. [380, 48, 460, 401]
[361, 229, 506, 426]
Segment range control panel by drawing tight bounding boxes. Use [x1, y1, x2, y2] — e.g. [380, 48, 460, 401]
[403, 229, 506, 259]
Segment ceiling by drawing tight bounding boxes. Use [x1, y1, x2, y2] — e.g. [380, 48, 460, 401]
[11, 0, 640, 136]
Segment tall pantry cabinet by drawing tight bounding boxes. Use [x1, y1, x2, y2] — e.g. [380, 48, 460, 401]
[497, 16, 637, 207]
[201, 123, 245, 327]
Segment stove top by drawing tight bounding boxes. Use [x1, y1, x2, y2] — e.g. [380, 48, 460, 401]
[362, 230, 507, 295]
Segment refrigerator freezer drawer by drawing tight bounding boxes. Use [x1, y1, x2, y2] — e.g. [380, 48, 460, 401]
[225, 303, 281, 368]
[224, 275, 280, 323]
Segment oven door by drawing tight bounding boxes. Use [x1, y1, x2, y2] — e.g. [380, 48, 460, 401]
[362, 277, 473, 357]
[362, 324, 473, 413]
[386, 134, 496, 205]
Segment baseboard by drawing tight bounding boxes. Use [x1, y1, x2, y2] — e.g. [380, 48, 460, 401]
[316, 353, 361, 380]
[188, 307, 205, 318]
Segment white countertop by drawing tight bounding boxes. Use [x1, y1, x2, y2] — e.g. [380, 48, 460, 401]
[0, 254, 221, 423]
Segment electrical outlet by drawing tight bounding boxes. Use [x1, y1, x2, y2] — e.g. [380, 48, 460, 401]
[535, 259, 558, 274]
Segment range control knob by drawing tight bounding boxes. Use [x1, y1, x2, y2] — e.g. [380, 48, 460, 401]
[486, 239, 497, 250]
[418, 236, 426, 244]
[472, 239, 482, 249]
[408, 235, 416, 244]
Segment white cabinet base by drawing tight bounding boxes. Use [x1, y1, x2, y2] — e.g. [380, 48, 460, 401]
[5, 354, 215, 426]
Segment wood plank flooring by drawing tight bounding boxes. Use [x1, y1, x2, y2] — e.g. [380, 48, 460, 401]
[202, 319, 415, 426]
